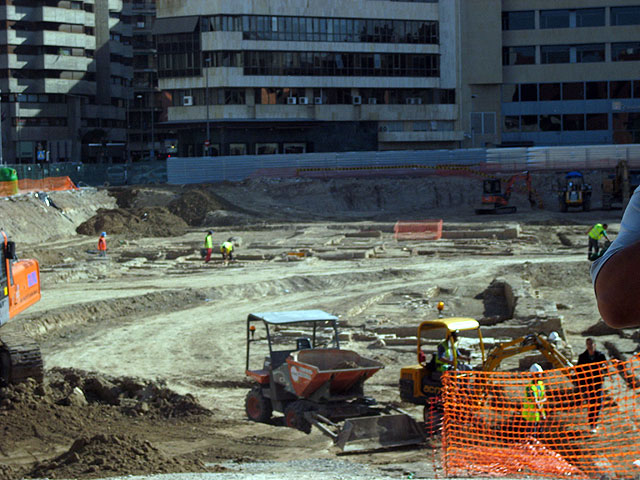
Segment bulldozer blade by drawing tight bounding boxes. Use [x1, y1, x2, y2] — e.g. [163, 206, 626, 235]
[335, 414, 424, 452]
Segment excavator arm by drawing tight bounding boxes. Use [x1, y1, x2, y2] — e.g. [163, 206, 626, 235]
[483, 333, 573, 372]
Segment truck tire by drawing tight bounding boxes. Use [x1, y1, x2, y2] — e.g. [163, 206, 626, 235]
[284, 401, 313, 434]
[245, 387, 272, 423]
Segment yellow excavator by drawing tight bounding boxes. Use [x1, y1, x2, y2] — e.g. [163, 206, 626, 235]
[1, 231, 43, 385]
[399, 312, 571, 432]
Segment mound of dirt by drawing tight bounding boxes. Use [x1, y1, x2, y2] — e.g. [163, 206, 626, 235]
[27, 434, 207, 479]
[167, 188, 224, 226]
[76, 207, 188, 238]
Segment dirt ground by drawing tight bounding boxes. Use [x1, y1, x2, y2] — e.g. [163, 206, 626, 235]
[0, 175, 634, 479]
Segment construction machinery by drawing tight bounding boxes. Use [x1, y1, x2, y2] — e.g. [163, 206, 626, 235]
[475, 171, 541, 214]
[244, 310, 424, 452]
[558, 171, 592, 212]
[399, 313, 571, 432]
[1, 231, 43, 385]
[602, 160, 640, 210]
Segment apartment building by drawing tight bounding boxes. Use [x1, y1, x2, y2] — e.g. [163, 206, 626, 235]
[154, 0, 487, 156]
[500, 1, 640, 146]
[0, 0, 133, 164]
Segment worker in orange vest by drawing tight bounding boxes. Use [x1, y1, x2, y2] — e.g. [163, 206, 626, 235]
[98, 231, 107, 257]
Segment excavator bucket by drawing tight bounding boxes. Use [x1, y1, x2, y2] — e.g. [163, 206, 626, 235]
[335, 414, 424, 452]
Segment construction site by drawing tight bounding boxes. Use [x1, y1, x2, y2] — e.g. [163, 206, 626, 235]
[1, 166, 640, 480]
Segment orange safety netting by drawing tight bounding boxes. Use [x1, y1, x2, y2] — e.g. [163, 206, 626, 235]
[442, 356, 640, 479]
[394, 219, 443, 241]
[0, 176, 77, 197]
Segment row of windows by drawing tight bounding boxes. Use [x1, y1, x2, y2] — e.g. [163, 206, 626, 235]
[0, 44, 94, 58]
[7, 21, 94, 35]
[503, 6, 640, 30]
[202, 15, 439, 45]
[4, 69, 95, 81]
[503, 43, 640, 65]
[169, 87, 455, 106]
[9, 0, 92, 12]
[503, 113, 640, 133]
[12, 117, 68, 127]
[504, 81, 640, 102]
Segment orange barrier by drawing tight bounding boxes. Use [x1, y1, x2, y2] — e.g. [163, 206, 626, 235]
[442, 356, 640, 479]
[394, 219, 443, 241]
[0, 176, 77, 197]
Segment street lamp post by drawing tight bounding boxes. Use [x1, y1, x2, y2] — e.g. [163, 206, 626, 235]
[205, 56, 210, 156]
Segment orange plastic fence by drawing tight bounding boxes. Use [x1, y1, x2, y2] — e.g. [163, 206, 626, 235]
[0, 176, 77, 197]
[442, 356, 640, 479]
[394, 219, 443, 241]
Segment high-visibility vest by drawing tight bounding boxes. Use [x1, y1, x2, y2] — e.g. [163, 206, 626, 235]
[588, 224, 606, 240]
[220, 241, 233, 252]
[98, 237, 107, 251]
[435, 339, 456, 372]
[204, 235, 213, 249]
[522, 380, 546, 422]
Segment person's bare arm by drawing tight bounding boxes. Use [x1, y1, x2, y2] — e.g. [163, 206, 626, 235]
[595, 240, 640, 328]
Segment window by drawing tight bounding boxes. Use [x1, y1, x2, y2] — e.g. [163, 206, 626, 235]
[541, 45, 570, 64]
[540, 115, 561, 131]
[520, 84, 537, 102]
[283, 143, 306, 154]
[612, 42, 640, 62]
[576, 44, 605, 63]
[521, 115, 538, 132]
[540, 10, 570, 29]
[586, 81, 607, 99]
[502, 46, 535, 65]
[256, 143, 278, 155]
[502, 84, 519, 102]
[611, 6, 640, 26]
[587, 114, 608, 130]
[635, 81, 640, 99]
[563, 114, 584, 131]
[540, 83, 561, 101]
[611, 81, 632, 99]
[229, 143, 247, 155]
[576, 8, 605, 27]
[563, 82, 584, 100]
[502, 11, 534, 30]
[504, 116, 520, 132]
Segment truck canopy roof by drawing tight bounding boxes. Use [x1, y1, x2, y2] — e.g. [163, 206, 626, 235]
[248, 309, 338, 325]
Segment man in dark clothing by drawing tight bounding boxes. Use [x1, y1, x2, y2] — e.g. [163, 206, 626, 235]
[577, 337, 607, 433]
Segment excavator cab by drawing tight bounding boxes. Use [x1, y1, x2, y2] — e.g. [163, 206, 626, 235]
[476, 171, 540, 215]
[558, 171, 592, 212]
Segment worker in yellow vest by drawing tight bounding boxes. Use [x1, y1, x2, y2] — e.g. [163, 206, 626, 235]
[521, 363, 547, 438]
[220, 239, 234, 265]
[203, 230, 214, 263]
[587, 223, 609, 260]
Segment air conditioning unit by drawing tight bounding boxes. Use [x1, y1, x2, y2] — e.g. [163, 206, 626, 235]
[298, 96, 309, 105]
[183, 96, 193, 106]
[352, 95, 362, 105]
[314, 97, 323, 105]
[368, 98, 377, 105]
[286, 97, 297, 105]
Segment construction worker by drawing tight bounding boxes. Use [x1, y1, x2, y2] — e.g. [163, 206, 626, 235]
[435, 331, 470, 372]
[587, 223, 609, 260]
[220, 239, 234, 264]
[577, 338, 607, 433]
[97, 232, 107, 257]
[521, 363, 547, 438]
[203, 230, 214, 263]
[593, 186, 640, 328]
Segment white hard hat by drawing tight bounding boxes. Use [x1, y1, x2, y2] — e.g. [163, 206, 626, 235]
[530, 363, 543, 373]
[548, 331, 560, 343]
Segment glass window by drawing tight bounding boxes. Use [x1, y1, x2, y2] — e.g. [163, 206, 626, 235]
[563, 114, 585, 131]
[540, 114, 561, 131]
[612, 42, 640, 62]
[611, 81, 632, 99]
[284, 143, 306, 154]
[229, 143, 247, 155]
[504, 116, 520, 132]
[576, 44, 605, 63]
[586, 81, 608, 99]
[635, 81, 640, 99]
[256, 143, 278, 155]
[502, 84, 519, 102]
[563, 82, 584, 100]
[541, 45, 570, 64]
[520, 84, 537, 101]
[502, 46, 535, 65]
[576, 8, 605, 27]
[502, 11, 535, 30]
[540, 10, 570, 29]
[540, 83, 561, 101]
[521, 115, 538, 132]
[587, 113, 608, 130]
[611, 7, 640, 26]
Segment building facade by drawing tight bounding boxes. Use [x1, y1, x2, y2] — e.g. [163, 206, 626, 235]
[154, 0, 473, 156]
[0, 0, 133, 164]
